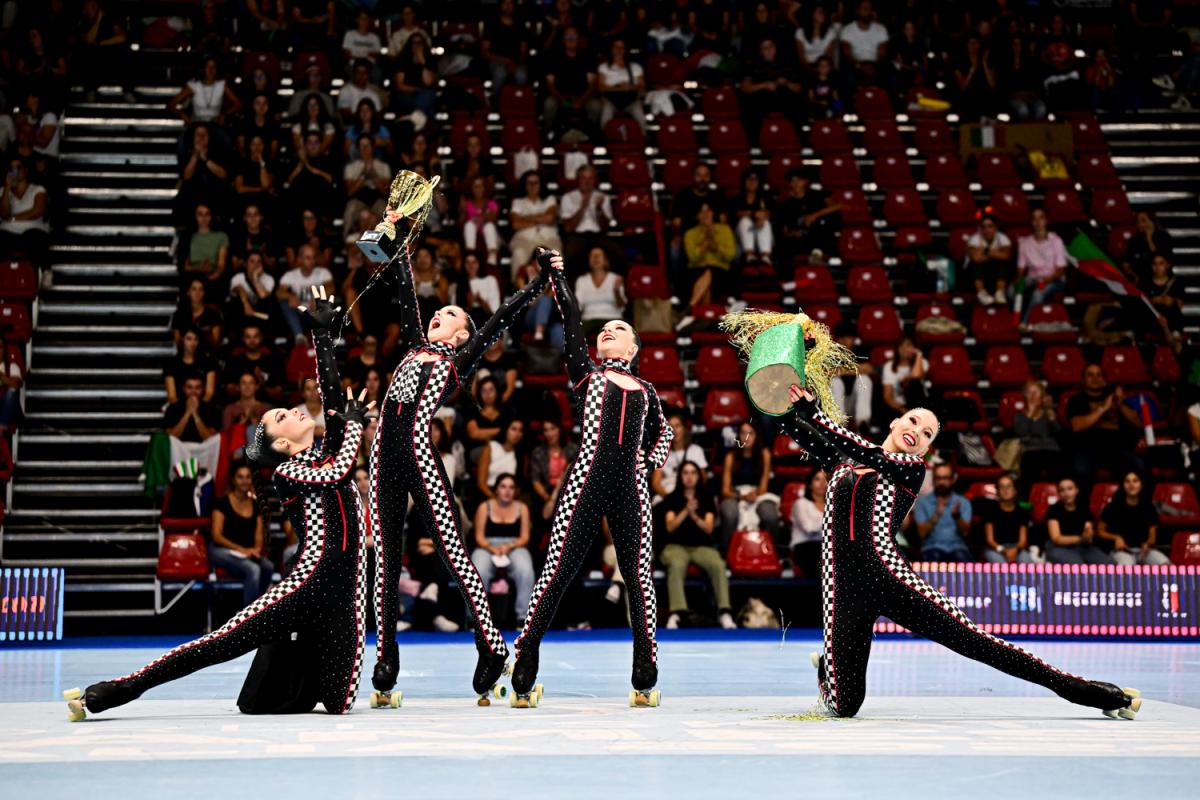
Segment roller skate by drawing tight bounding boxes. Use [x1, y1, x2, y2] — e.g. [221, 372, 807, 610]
[508, 648, 543, 708]
[1094, 683, 1143, 721]
[62, 681, 138, 721]
[473, 648, 510, 706]
[368, 659, 403, 709]
[629, 656, 661, 708]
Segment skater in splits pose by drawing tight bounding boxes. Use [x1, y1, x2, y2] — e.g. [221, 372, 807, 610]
[65, 287, 376, 719]
[509, 249, 674, 708]
[369, 237, 555, 707]
[780, 382, 1141, 720]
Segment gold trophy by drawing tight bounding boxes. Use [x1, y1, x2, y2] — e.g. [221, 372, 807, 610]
[356, 170, 441, 263]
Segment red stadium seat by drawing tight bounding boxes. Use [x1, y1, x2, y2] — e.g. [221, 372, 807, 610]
[997, 390, 1028, 430]
[727, 530, 783, 578]
[989, 189, 1031, 227]
[837, 227, 883, 263]
[781, 481, 807, 517]
[449, 114, 489, 152]
[943, 389, 990, 432]
[646, 54, 685, 88]
[831, 187, 873, 225]
[869, 344, 895, 366]
[1029, 482, 1060, 524]
[946, 226, 976, 262]
[915, 302, 965, 345]
[928, 346, 977, 387]
[1171, 532, 1200, 566]
[0, 303, 33, 344]
[1044, 188, 1088, 226]
[976, 153, 1021, 189]
[847, 266, 894, 304]
[604, 116, 646, 153]
[0, 437, 13, 482]
[1076, 153, 1121, 189]
[862, 118, 904, 155]
[626, 265, 670, 299]
[1152, 344, 1180, 384]
[1107, 226, 1136, 260]
[0, 261, 36, 301]
[856, 304, 902, 346]
[703, 390, 750, 428]
[610, 154, 652, 191]
[894, 226, 933, 251]
[810, 118, 852, 154]
[792, 265, 839, 304]
[1025, 303, 1077, 343]
[708, 118, 750, 154]
[1071, 114, 1108, 153]
[772, 433, 813, 479]
[701, 86, 741, 118]
[1042, 345, 1086, 388]
[656, 387, 687, 412]
[640, 346, 685, 387]
[806, 305, 842, 330]
[614, 190, 657, 229]
[854, 85, 894, 119]
[690, 303, 728, 344]
[936, 189, 978, 227]
[925, 152, 969, 190]
[714, 152, 753, 193]
[498, 84, 537, 117]
[655, 113, 699, 154]
[818, 154, 860, 189]
[970, 304, 1020, 345]
[872, 154, 916, 190]
[984, 346, 1032, 388]
[914, 118, 955, 154]
[662, 153, 699, 192]
[501, 117, 540, 152]
[1101, 345, 1151, 385]
[1089, 482, 1119, 520]
[758, 115, 800, 154]
[694, 345, 743, 386]
[1090, 188, 1135, 226]
[883, 189, 928, 226]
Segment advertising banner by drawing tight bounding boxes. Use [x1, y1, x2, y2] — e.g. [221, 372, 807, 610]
[0, 567, 65, 641]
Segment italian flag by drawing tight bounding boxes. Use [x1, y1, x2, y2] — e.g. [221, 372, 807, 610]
[969, 126, 1007, 148]
[1066, 232, 1159, 320]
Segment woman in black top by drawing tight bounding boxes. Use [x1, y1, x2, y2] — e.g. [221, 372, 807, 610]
[470, 474, 535, 630]
[982, 474, 1032, 563]
[171, 278, 224, 353]
[1099, 471, 1170, 566]
[210, 463, 273, 607]
[163, 325, 218, 403]
[1045, 477, 1112, 565]
[660, 461, 735, 630]
[1121, 211, 1172, 286]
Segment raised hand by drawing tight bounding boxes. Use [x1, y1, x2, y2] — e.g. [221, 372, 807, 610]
[332, 386, 376, 426]
[535, 246, 564, 272]
[299, 284, 341, 331]
[788, 383, 815, 405]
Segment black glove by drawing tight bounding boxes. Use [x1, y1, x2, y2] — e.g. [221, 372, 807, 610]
[534, 246, 556, 272]
[302, 296, 341, 332]
[337, 394, 369, 427]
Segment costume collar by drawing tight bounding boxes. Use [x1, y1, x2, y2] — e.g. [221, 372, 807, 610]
[600, 358, 633, 375]
[422, 341, 457, 358]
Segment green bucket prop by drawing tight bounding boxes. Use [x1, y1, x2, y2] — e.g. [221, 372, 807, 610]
[745, 322, 806, 416]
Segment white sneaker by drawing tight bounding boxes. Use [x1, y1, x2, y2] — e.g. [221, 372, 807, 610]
[977, 289, 993, 305]
[396, 620, 412, 632]
[719, 612, 737, 630]
[1172, 96, 1193, 111]
[605, 582, 622, 604]
[419, 582, 439, 602]
[666, 612, 681, 629]
[1153, 74, 1176, 91]
[993, 288, 1007, 305]
[675, 315, 695, 331]
[433, 614, 460, 632]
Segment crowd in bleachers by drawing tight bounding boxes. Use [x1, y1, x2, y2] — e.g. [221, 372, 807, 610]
[3, 2, 1200, 628]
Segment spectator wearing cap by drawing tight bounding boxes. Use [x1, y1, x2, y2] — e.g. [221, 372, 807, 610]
[966, 213, 1012, 306]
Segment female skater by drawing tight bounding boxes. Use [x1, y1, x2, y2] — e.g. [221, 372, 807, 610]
[65, 288, 375, 719]
[779, 382, 1141, 720]
[368, 240, 554, 707]
[508, 250, 674, 708]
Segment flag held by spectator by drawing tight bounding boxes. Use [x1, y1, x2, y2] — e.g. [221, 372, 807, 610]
[1065, 232, 1159, 320]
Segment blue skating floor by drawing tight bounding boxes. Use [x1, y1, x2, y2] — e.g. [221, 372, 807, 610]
[2, 630, 1198, 799]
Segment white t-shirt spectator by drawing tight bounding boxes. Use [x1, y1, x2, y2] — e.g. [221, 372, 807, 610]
[658, 444, 708, 495]
[186, 80, 226, 123]
[512, 196, 558, 227]
[597, 61, 645, 92]
[485, 440, 517, 488]
[342, 30, 382, 61]
[280, 267, 334, 305]
[559, 189, 613, 234]
[881, 360, 914, 408]
[343, 157, 392, 187]
[967, 230, 1012, 255]
[337, 83, 384, 115]
[32, 112, 61, 158]
[840, 21, 889, 64]
[790, 495, 824, 547]
[465, 275, 501, 314]
[229, 270, 276, 301]
[796, 24, 842, 66]
[0, 183, 50, 234]
[574, 272, 624, 321]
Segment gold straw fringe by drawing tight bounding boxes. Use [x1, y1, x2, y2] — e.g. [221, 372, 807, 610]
[719, 308, 859, 425]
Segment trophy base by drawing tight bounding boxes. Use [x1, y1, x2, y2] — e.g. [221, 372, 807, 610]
[357, 230, 402, 264]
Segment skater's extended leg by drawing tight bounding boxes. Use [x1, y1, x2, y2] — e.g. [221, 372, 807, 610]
[608, 474, 659, 689]
[370, 456, 406, 692]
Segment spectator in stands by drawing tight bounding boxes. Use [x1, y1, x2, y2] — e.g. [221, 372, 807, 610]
[181, 203, 229, 288]
[952, 35, 997, 120]
[341, 332, 380, 392]
[232, 134, 276, 210]
[1122, 211, 1173, 286]
[177, 124, 230, 224]
[1013, 379, 1066, 488]
[661, 461, 736, 630]
[1099, 471, 1170, 565]
[399, 130, 441, 176]
[775, 168, 840, 263]
[720, 422, 780, 549]
[237, 66, 277, 116]
[391, 33, 437, 123]
[75, 0, 129, 101]
[286, 208, 333, 270]
[542, 27, 599, 135]
[336, 59, 381, 121]
[731, 168, 774, 264]
[982, 474, 1033, 563]
[739, 38, 804, 143]
[689, 0, 731, 53]
[807, 55, 842, 118]
[0, 101, 16, 160]
[475, 335, 521, 410]
[344, 99, 392, 162]
[222, 322, 283, 402]
[740, 2, 789, 62]
[481, 0, 532, 95]
[652, 414, 708, 498]
[1016, 208, 1067, 323]
[684, 202, 737, 312]
[519, 260, 563, 346]
[293, 377, 326, 440]
[289, 94, 336, 158]
[1086, 49, 1122, 112]
[277, 244, 334, 344]
[460, 176, 503, 269]
[361, 367, 384, 409]
[888, 19, 927, 100]
[0, 337, 23, 427]
[589, 0, 629, 45]
[596, 38, 647, 132]
[231, 203, 277, 273]
[17, 26, 68, 101]
[163, 325, 217, 403]
[170, 279, 223, 353]
[17, 89, 61, 171]
[284, 132, 337, 217]
[241, 0, 287, 53]
[227, 251, 277, 333]
[466, 376, 505, 445]
[966, 213, 1012, 306]
[830, 323, 873, 432]
[477, 418, 525, 500]
[222, 371, 268, 432]
[164, 374, 220, 443]
[1067, 364, 1144, 483]
[388, 4, 432, 56]
[1147, 253, 1185, 346]
[531, 418, 578, 511]
[795, 4, 841, 70]
[342, 133, 391, 237]
[560, 165, 617, 274]
[210, 464, 274, 608]
[0, 157, 50, 261]
[509, 171, 562, 281]
[669, 162, 723, 288]
[167, 56, 242, 149]
[1045, 476, 1112, 565]
[409, 244, 451, 322]
[575, 247, 626, 337]
[998, 34, 1048, 120]
[790, 467, 827, 579]
[914, 463, 973, 562]
[289, 0, 337, 53]
[342, 10, 383, 75]
[458, 252, 502, 327]
[448, 133, 496, 199]
[286, 64, 335, 120]
[644, 7, 689, 56]
[839, 0, 889, 85]
[471, 473, 535, 626]
[881, 335, 927, 414]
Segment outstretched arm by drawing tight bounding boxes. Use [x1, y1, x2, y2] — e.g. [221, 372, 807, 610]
[300, 287, 346, 453]
[545, 249, 595, 387]
[641, 382, 674, 470]
[390, 243, 425, 352]
[456, 260, 551, 377]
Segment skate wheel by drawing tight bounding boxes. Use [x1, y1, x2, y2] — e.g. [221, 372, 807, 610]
[629, 690, 638, 708]
[62, 687, 82, 701]
[648, 690, 661, 708]
[509, 692, 519, 708]
[369, 692, 383, 709]
[528, 691, 539, 709]
[1103, 708, 1119, 719]
[1122, 687, 1141, 699]
[390, 691, 403, 709]
[492, 683, 507, 699]
[534, 683, 544, 702]
[67, 699, 86, 722]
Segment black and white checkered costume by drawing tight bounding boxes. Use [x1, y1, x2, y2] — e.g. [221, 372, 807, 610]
[80, 329, 370, 716]
[781, 399, 1133, 717]
[512, 266, 673, 694]
[370, 250, 549, 693]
